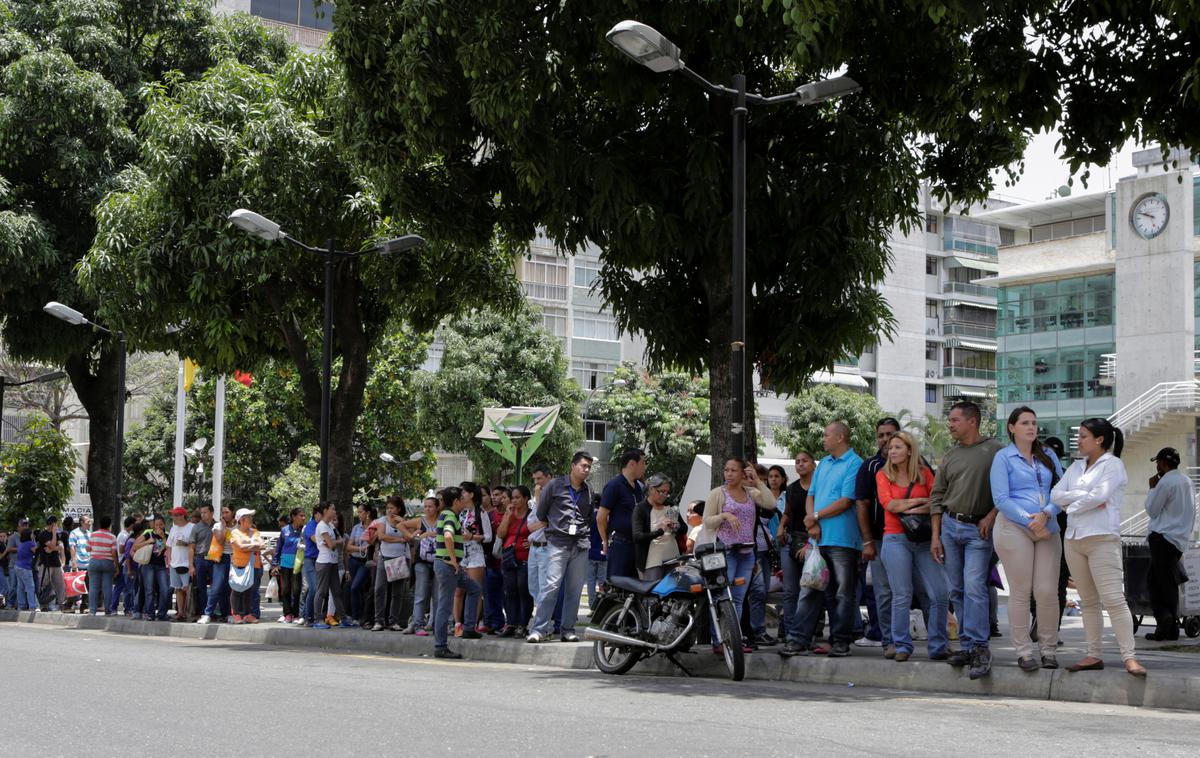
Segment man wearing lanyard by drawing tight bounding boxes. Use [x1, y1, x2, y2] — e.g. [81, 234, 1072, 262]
[596, 448, 646, 581]
[527, 451, 595, 644]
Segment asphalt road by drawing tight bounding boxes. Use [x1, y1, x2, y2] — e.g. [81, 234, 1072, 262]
[5, 623, 1198, 758]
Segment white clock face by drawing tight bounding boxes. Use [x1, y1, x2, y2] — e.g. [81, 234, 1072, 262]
[1130, 193, 1170, 239]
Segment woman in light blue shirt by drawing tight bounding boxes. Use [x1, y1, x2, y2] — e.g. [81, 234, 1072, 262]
[990, 406, 1063, 671]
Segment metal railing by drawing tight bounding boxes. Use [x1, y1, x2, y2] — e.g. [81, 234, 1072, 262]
[1108, 379, 1200, 436]
[943, 366, 996, 380]
[1100, 350, 1200, 381]
[942, 323, 995, 340]
[942, 281, 997, 298]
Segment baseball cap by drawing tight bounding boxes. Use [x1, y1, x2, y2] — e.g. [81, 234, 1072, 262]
[234, 508, 256, 521]
[170, 506, 188, 516]
[1151, 447, 1181, 466]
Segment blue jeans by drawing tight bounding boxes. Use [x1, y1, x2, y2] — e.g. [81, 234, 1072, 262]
[140, 564, 170, 620]
[88, 560, 115, 614]
[191, 557, 213, 619]
[109, 566, 126, 613]
[433, 560, 479, 650]
[412, 561, 434, 627]
[14, 567, 38, 609]
[483, 565, 506, 628]
[882, 534, 949, 655]
[791, 546, 860, 647]
[585, 559, 607, 610]
[348, 557, 371, 621]
[124, 562, 142, 615]
[531, 539, 588, 637]
[941, 517, 993, 651]
[204, 554, 231, 617]
[712, 547, 756, 645]
[527, 544, 562, 630]
[869, 556, 892, 645]
[0, 567, 8, 600]
[748, 550, 772, 636]
[301, 557, 318, 622]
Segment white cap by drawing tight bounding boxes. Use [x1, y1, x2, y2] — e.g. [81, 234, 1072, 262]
[234, 508, 256, 521]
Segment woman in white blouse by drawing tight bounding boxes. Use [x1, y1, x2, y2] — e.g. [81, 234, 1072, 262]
[1050, 418, 1146, 676]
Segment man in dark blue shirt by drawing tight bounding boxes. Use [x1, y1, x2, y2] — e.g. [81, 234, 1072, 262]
[596, 448, 645, 581]
[853, 417, 900, 652]
[528, 451, 595, 643]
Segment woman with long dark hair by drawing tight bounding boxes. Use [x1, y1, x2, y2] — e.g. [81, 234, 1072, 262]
[454, 481, 490, 637]
[497, 485, 535, 636]
[1050, 418, 1145, 676]
[990, 406, 1063, 670]
[275, 508, 305, 623]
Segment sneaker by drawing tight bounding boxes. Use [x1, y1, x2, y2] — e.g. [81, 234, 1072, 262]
[96, 611, 107, 617]
[968, 647, 992, 680]
[1018, 655, 1040, 672]
[894, 651, 910, 662]
[434, 648, 463, 659]
[292, 618, 307, 626]
[415, 629, 430, 637]
[526, 632, 544, 644]
[828, 643, 851, 657]
[1041, 655, 1059, 670]
[946, 649, 971, 667]
[498, 626, 517, 638]
[883, 645, 896, 660]
[778, 641, 806, 657]
[854, 637, 882, 648]
[196, 615, 212, 625]
[389, 623, 404, 632]
[461, 630, 483, 639]
[371, 623, 385, 632]
[560, 633, 580, 643]
[743, 637, 758, 652]
[244, 615, 258, 624]
[132, 613, 142, 620]
[929, 650, 950, 661]
[400, 624, 416, 634]
[809, 643, 831, 655]
[277, 615, 292, 624]
[341, 619, 359, 629]
[477, 625, 492, 634]
[311, 622, 331, 629]
[752, 633, 776, 647]
[989, 625, 1002, 639]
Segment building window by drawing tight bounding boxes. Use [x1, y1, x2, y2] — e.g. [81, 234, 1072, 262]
[1030, 214, 1105, 244]
[926, 299, 939, 319]
[925, 384, 938, 404]
[571, 360, 616, 389]
[250, 0, 335, 31]
[999, 227, 1016, 247]
[78, 478, 89, 495]
[540, 306, 567, 339]
[926, 256, 939, 276]
[757, 415, 789, 441]
[925, 341, 939, 361]
[574, 260, 601, 289]
[572, 312, 619, 342]
[863, 343, 875, 355]
[925, 214, 939, 234]
[583, 419, 609, 443]
[519, 253, 568, 302]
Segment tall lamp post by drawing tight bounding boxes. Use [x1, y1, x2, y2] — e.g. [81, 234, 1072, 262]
[605, 20, 860, 459]
[228, 209, 425, 504]
[380, 450, 425, 501]
[42, 301, 127, 526]
[0, 369, 68, 450]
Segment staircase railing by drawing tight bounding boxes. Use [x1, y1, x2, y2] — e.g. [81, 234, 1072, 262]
[1108, 380, 1200, 435]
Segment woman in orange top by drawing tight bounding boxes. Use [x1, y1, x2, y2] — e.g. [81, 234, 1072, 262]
[229, 508, 264, 624]
[876, 432, 949, 662]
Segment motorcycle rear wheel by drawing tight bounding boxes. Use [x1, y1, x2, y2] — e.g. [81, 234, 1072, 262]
[716, 598, 746, 681]
[593, 602, 646, 675]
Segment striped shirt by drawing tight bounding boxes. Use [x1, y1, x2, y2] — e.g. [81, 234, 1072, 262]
[435, 509, 464, 562]
[87, 529, 118, 563]
[69, 528, 91, 568]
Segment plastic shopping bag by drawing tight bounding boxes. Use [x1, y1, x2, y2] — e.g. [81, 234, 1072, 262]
[799, 539, 829, 591]
[265, 576, 279, 602]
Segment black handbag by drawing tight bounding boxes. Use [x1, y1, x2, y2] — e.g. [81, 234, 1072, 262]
[754, 509, 781, 573]
[897, 482, 933, 543]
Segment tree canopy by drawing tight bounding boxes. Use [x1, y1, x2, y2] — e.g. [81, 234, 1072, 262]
[0, 415, 75, 528]
[774, 384, 886, 458]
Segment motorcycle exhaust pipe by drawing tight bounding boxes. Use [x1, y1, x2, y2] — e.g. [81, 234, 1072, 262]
[583, 627, 657, 649]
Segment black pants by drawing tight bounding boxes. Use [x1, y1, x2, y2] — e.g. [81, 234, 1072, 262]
[279, 567, 301, 618]
[1148, 532, 1183, 637]
[502, 559, 533, 628]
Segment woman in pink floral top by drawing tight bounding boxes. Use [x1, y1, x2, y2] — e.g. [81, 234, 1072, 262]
[702, 458, 775, 653]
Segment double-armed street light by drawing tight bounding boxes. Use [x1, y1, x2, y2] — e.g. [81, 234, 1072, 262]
[228, 209, 425, 503]
[0, 369, 67, 450]
[605, 20, 860, 459]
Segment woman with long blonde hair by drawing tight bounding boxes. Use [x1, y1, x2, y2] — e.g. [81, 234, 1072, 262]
[876, 432, 948, 661]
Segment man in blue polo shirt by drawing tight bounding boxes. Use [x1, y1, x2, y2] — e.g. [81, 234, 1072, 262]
[780, 421, 865, 658]
[596, 448, 645, 581]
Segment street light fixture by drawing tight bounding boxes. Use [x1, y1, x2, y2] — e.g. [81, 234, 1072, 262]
[228, 209, 426, 504]
[0, 369, 68, 449]
[380, 450, 425, 497]
[42, 301, 127, 527]
[606, 20, 860, 459]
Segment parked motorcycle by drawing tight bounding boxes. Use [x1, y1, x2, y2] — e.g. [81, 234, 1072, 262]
[583, 541, 746, 681]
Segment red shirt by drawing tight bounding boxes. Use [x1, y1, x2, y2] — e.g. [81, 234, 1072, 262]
[87, 529, 118, 563]
[875, 468, 935, 534]
[503, 512, 531, 562]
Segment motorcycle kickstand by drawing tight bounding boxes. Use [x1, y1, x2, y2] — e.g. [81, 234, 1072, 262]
[664, 652, 692, 677]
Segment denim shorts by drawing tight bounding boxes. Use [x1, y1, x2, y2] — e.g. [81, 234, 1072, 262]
[462, 541, 486, 570]
[169, 568, 191, 589]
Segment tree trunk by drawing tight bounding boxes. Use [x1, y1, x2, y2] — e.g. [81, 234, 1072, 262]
[743, 328, 758, 462]
[64, 344, 122, 527]
[705, 252, 733, 487]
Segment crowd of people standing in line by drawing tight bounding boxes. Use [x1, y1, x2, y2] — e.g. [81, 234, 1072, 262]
[1, 400, 1194, 680]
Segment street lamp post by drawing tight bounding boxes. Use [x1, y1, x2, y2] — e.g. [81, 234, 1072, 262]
[0, 369, 68, 451]
[606, 20, 860, 459]
[380, 450, 424, 499]
[228, 210, 425, 505]
[42, 301, 127, 526]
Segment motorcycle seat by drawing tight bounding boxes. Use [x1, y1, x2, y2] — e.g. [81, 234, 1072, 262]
[608, 575, 662, 595]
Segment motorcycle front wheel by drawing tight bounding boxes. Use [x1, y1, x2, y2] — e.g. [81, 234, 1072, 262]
[716, 597, 746, 681]
[592, 602, 646, 675]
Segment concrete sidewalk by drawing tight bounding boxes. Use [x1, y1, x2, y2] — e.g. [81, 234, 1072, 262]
[5, 606, 1200, 711]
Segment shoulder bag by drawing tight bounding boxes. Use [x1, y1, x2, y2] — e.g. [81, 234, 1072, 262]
[898, 481, 933, 544]
[384, 551, 411, 582]
[132, 536, 154, 566]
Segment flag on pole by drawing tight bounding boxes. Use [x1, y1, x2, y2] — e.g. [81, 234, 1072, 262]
[182, 358, 199, 393]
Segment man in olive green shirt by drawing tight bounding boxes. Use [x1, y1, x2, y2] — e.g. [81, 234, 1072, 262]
[929, 401, 1003, 679]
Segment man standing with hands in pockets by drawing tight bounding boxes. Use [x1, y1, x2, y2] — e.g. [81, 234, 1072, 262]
[929, 401, 1004, 680]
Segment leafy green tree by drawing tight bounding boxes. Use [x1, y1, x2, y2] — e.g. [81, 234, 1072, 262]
[268, 444, 321, 523]
[81, 44, 514, 517]
[0, 416, 75, 528]
[591, 362, 709, 491]
[774, 384, 885, 459]
[423, 302, 584, 483]
[0, 0, 290, 525]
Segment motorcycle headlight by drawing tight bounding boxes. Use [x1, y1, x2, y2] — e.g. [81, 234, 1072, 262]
[700, 551, 727, 572]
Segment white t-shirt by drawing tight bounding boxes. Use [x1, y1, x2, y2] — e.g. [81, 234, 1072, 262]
[316, 521, 338, 564]
[688, 523, 714, 548]
[167, 523, 195, 568]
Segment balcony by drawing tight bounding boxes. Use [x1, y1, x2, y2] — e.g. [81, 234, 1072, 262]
[944, 366, 996, 380]
[943, 281, 997, 298]
[1099, 350, 1200, 386]
[258, 18, 330, 50]
[943, 323, 995, 340]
